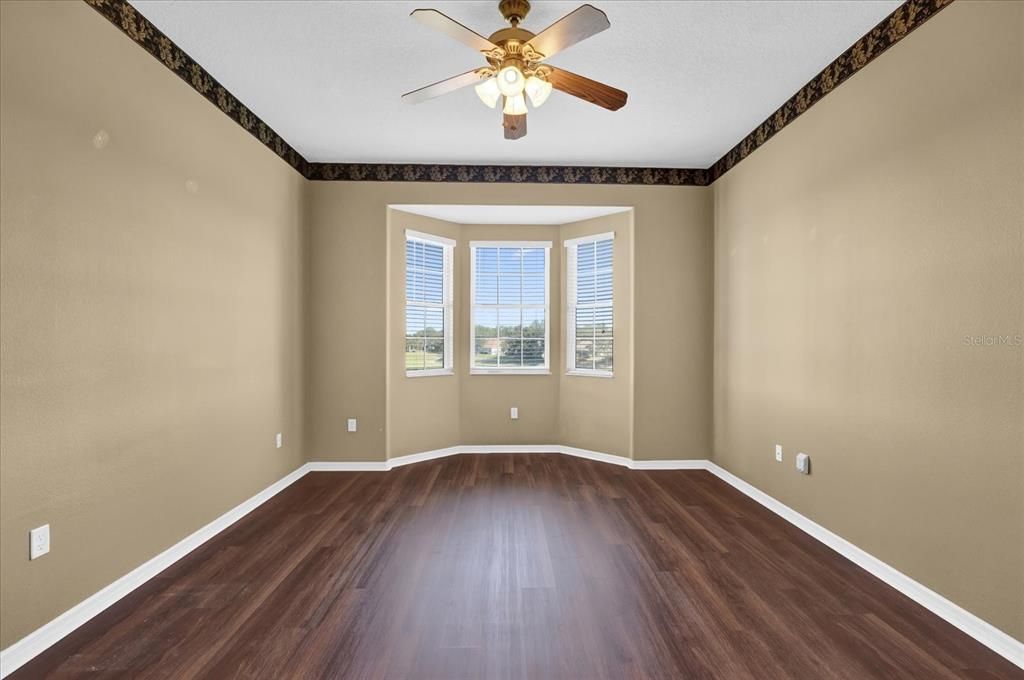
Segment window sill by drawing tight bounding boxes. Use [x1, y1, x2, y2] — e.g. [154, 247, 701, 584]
[566, 370, 614, 379]
[470, 368, 551, 376]
[406, 368, 455, 378]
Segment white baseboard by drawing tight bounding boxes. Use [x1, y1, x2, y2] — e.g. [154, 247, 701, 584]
[306, 460, 389, 472]
[0, 464, 310, 678]
[388, 445, 465, 468]
[629, 458, 708, 470]
[5, 452, 1020, 675]
[335, 444, 701, 470]
[703, 462, 1024, 669]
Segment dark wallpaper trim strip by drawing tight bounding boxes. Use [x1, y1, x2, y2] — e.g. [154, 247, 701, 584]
[84, 0, 310, 177]
[306, 163, 708, 185]
[707, 0, 955, 182]
[84, 0, 953, 185]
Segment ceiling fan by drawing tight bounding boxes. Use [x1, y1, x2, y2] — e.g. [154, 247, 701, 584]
[402, 0, 627, 140]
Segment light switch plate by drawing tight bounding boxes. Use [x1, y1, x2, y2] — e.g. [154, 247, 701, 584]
[775, 444, 783, 462]
[30, 524, 50, 560]
[275, 432, 283, 449]
[347, 418, 357, 433]
[796, 452, 810, 475]
[510, 407, 519, 420]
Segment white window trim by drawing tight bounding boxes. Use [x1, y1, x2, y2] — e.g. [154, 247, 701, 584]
[405, 229, 454, 377]
[469, 240, 552, 375]
[565, 231, 615, 378]
[407, 229, 456, 248]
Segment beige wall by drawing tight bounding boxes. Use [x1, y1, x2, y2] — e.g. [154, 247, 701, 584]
[457, 223, 563, 447]
[559, 214, 634, 457]
[0, 1, 306, 648]
[308, 183, 712, 462]
[712, 0, 1023, 639]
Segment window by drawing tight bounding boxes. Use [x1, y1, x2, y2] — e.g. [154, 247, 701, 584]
[405, 230, 454, 376]
[470, 241, 551, 374]
[566, 232, 614, 376]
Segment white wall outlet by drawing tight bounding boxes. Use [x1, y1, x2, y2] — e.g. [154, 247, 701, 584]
[510, 407, 519, 420]
[30, 524, 50, 560]
[275, 432, 283, 449]
[795, 452, 810, 475]
[347, 418, 357, 433]
[775, 444, 783, 462]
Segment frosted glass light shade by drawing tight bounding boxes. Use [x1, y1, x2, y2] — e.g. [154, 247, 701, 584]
[503, 93, 528, 115]
[497, 65, 526, 96]
[475, 77, 501, 108]
[524, 76, 553, 108]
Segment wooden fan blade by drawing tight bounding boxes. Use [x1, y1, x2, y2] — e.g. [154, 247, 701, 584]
[411, 9, 497, 53]
[526, 4, 609, 60]
[402, 69, 486, 104]
[504, 113, 527, 140]
[546, 67, 627, 111]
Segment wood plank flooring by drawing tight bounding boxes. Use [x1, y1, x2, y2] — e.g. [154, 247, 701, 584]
[11, 454, 1021, 679]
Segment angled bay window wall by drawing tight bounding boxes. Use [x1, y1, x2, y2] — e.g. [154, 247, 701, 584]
[388, 207, 632, 461]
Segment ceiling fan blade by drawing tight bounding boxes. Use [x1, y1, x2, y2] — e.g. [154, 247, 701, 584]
[526, 4, 610, 60]
[410, 9, 497, 53]
[546, 67, 627, 111]
[504, 113, 527, 140]
[402, 69, 486, 105]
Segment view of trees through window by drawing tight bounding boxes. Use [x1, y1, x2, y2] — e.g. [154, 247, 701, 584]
[405, 238, 448, 371]
[472, 246, 547, 369]
[571, 238, 613, 372]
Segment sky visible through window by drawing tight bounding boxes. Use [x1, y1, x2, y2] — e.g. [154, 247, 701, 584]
[473, 246, 547, 369]
[405, 239, 446, 370]
[572, 238, 613, 372]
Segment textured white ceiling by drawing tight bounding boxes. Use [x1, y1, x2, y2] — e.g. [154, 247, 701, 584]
[392, 205, 631, 225]
[129, 1, 901, 167]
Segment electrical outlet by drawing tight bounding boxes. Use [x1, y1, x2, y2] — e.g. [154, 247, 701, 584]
[775, 444, 783, 462]
[510, 407, 519, 420]
[796, 452, 810, 475]
[347, 418, 357, 433]
[30, 524, 50, 560]
[275, 432, 283, 449]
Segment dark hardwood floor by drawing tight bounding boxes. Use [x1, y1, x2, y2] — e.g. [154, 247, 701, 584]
[12, 454, 1021, 679]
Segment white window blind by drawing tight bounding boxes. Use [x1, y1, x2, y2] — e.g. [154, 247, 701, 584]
[470, 241, 551, 373]
[566, 232, 613, 375]
[405, 230, 454, 376]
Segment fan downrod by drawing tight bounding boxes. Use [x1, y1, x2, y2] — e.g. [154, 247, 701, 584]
[498, 0, 530, 26]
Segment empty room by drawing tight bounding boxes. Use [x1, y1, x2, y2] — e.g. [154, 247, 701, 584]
[0, 0, 1021, 678]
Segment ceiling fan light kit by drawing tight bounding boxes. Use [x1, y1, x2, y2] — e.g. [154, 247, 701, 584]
[503, 93, 528, 116]
[524, 76, 553, 107]
[497, 64, 527, 96]
[474, 77, 502, 108]
[403, 0, 628, 140]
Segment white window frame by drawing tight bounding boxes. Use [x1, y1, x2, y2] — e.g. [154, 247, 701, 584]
[405, 229, 455, 378]
[565, 231, 615, 378]
[469, 240, 551, 375]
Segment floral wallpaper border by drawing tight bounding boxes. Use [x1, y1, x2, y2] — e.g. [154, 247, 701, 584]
[84, 0, 953, 185]
[708, 0, 955, 182]
[306, 163, 708, 185]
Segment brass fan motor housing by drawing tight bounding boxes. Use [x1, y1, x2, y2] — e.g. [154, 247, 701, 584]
[487, 27, 535, 46]
[498, 0, 531, 26]
[485, 28, 548, 79]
